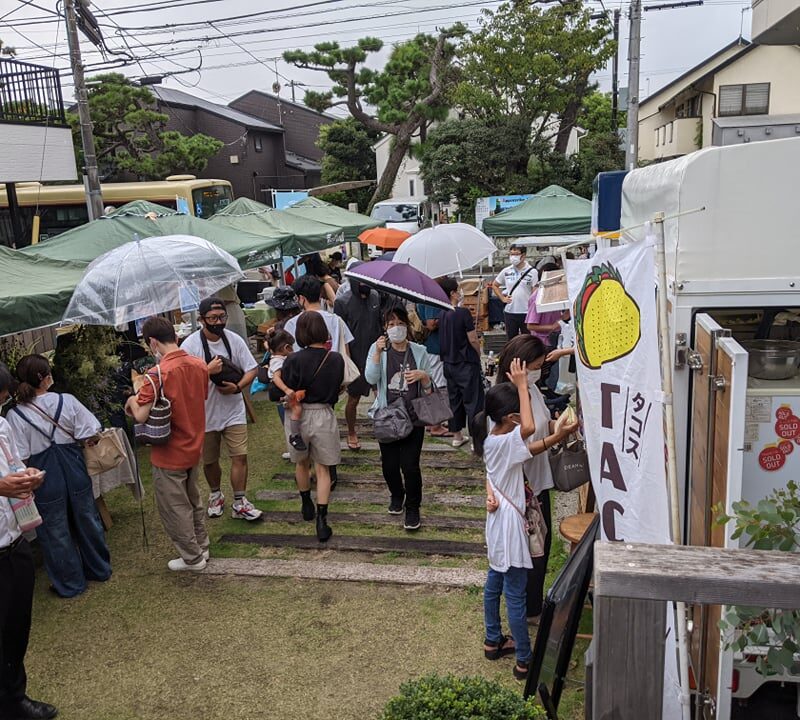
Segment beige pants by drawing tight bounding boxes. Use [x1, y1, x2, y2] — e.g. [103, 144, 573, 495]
[152, 464, 209, 565]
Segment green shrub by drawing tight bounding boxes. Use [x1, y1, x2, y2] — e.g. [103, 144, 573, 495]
[378, 674, 545, 720]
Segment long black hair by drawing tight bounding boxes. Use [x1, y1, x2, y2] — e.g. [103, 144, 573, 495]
[472, 383, 522, 458]
[496, 335, 546, 384]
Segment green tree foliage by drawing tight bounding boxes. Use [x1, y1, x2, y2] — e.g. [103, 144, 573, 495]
[68, 74, 222, 181]
[579, 90, 627, 135]
[314, 118, 378, 211]
[454, 1, 614, 154]
[284, 27, 465, 209]
[418, 116, 532, 223]
[715, 482, 800, 677]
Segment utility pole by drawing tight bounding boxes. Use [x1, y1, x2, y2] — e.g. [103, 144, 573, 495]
[625, 0, 642, 170]
[612, 8, 620, 130]
[64, 0, 104, 220]
[290, 80, 296, 103]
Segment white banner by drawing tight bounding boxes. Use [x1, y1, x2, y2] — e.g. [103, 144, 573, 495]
[567, 238, 683, 719]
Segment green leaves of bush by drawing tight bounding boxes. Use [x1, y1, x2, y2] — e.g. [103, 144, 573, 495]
[379, 674, 544, 720]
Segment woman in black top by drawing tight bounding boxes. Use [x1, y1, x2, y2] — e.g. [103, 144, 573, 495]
[280, 311, 344, 541]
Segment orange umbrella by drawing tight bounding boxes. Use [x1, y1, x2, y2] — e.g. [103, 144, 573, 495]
[358, 227, 411, 250]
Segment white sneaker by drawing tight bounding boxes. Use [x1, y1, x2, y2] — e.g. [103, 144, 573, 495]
[168, 557, 207, 572]
[202, 549, 210, 562]
[231, 496, 263, 521]
[452, 434, 470, 448]
[281, 451, 291, 461]
[207, 491, 224, 518]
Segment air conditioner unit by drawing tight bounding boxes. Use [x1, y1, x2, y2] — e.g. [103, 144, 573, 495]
[765, 127, 772, 135]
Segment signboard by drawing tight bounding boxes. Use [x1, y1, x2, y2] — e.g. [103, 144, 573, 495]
[272, 190, 309, 210]
[566, 238, 682, 719]
[475, 194, 532, 230]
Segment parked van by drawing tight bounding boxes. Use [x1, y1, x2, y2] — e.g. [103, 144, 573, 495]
[370, 198, 427, 235]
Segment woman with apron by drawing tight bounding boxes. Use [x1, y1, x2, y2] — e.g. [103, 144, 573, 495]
[7, 355, 112, 598]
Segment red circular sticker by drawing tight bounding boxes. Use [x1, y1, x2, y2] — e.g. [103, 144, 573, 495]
[776, 405, 793, 422]
[779, 440, 794, 456]
[759, 446, 786, 471]
[774, 415, 800, 440]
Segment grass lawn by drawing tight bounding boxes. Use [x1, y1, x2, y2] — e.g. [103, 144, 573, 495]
[24, 398, 588, 720]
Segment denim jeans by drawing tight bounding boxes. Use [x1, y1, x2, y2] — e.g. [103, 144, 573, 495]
[484, 565, 531, 664]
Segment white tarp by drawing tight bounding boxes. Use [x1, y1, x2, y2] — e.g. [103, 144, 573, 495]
[567, 238, 682, 719]
[620, 136, 800, 289]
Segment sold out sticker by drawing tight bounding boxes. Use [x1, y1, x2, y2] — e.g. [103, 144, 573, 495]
[759, 445, 786, 471]
[779, 440, 794, 456]
[776, 405, 793, 422]
[774, 415, 800, 440]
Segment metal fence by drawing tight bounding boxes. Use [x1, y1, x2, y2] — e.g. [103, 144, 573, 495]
[0, 57, 67, 126]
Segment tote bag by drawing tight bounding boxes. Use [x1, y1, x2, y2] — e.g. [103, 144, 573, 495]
[133, 366, 172, 446]
[549, 439, 590, 492]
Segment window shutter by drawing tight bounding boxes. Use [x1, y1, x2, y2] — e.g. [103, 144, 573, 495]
[744, 83, 769, 114]
[719, 85, 743, 116]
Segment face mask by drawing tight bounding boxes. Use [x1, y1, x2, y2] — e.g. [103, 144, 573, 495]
[527, 369, 542, 385]
[456, 291, 465, 307]
[205, 322, 226, 337]
[149, 341, 162, 361]
[510, 255, 522, 266]
[387, 326, 407, 343]
[357, 283, 371, 298]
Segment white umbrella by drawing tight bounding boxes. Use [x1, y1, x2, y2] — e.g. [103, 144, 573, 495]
[63, 234, 245, 325]
[392, 223, 497, 278]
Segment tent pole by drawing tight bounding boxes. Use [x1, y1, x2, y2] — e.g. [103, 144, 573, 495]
[653, 212, 691, 720]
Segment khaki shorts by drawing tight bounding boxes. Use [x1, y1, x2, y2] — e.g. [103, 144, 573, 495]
[203, 424, 248, 465]
[284, 403, 341, 467]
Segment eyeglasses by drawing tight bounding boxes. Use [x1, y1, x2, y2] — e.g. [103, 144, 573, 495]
[204, 313, 228, 322]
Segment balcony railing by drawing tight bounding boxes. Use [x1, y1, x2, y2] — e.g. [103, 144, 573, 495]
[0, 58, 67, 126]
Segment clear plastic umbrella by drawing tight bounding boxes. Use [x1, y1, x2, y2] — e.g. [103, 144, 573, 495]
[62, 234, 245, 326]
[392, 223, 497, 278]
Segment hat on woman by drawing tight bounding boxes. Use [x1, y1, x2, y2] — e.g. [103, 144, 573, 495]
[266, 286, 300, 310]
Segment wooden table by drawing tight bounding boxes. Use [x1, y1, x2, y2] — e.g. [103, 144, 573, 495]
[559, 512, 598, 552]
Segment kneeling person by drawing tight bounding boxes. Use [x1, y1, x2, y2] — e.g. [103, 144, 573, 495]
[182, 297, 262, 521]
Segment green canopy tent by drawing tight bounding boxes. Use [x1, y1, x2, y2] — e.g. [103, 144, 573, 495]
[209, 197, 345, 256]
[0, 246, 88, 336]
[283, 196, 383, 242]
[21, 200, 285, 270]
[482, 185, 592, 238]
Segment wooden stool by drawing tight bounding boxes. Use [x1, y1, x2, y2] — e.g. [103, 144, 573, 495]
[559, 512, 598, 553]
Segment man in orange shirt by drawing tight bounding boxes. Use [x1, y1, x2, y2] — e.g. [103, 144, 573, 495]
[125, 317, 210, 572]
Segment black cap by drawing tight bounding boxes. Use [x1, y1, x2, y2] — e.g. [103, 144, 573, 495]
[199, 296, 226, 316]
[265, 286, 300, 310]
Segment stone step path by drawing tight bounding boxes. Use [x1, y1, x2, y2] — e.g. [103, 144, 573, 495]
[340, 441, 458, 453]
[220, 533, 486, 557]
[337, 455, 483, 471]
[256, 489, 485, 509]
[256, 510, 484, 530]
[203, 558, 485, 588]
[273, 472, 482, 490]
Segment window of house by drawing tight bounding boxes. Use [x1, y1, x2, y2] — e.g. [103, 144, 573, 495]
[254, 136, 263, 152]
[409, 178, 416, 197]
[718, 83, 770, 116]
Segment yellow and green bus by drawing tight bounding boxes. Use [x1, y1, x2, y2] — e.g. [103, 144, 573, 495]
[0, 175, 233, 247]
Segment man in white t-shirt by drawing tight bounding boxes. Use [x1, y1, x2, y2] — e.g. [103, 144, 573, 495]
[491, 245, 538, 340]
[182, 297, 261, 521]
[284, 275, 354, 354]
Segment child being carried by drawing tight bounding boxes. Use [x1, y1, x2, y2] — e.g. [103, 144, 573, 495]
[268, 330, 307, 452]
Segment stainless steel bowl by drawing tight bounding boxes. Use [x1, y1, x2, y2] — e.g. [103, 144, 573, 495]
[742, 340, 800, 380]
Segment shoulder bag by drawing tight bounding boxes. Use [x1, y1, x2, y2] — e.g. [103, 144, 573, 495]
[372, 348, 413, 443]
[507, 266, 534, 298]
[133, 366, 172, 446]
[549, 438, 590, 492]
[25, 398, 126, 475]
[335, 319, 361, 388]
[492, 481, 548, 558]
[200, 330, 245, 387]
[410, 380, 453, 427]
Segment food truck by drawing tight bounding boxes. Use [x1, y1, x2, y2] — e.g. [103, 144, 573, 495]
[619, 136, 800, 719]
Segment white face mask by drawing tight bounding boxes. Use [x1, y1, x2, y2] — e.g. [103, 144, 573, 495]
[387, 326, 407, 344]
[457, 291, 465, 307]
[149, 341, 162, 361]
[510, 254, 522, 266]
[527, 369, 542, 386]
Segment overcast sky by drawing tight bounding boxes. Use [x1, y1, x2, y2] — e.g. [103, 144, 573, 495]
[2, 0, 752, 113]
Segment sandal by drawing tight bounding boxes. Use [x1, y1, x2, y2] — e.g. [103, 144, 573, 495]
[346, 436, 361, 451]
[484, 634, 515, 660]
[513, 660, 530, 681]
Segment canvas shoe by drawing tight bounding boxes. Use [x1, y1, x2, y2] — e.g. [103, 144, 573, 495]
[202, 549, 210, 562]
[403, 508, 421, 531]
[207, 491, 224, 518]
[231, 497, 263, 521]
[168, 557, 207, 572]
[388, 496, 404, 515]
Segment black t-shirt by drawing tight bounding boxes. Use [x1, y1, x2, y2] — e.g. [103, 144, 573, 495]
[386, 347, 419, 404]
[281, 347, 344, 407]
[438, 307, 480, 365]
[334, 290, 383, 370]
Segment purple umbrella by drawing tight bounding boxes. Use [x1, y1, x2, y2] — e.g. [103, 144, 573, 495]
[344, 260, 452, 312]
